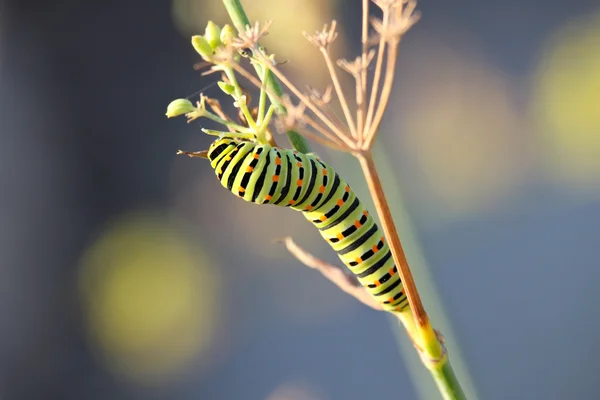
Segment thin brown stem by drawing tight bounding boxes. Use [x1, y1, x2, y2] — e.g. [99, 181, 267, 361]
[364, 39, 398, 148]
[300, 115, 349, 150]
[354, 77, 365, 146]
[356, 150, 427, 327]
[323, 104, 349, 136]
[320, 48, 358, 138]
[358, 0, 369, 141]
[295, 121, 349, 151]
[364, 11, 390, 137]
[307, 86, 349, 136]
[277, 237, 382, 310]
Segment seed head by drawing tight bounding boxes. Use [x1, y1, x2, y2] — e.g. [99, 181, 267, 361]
[306, 85, 333, 106]
[234, 21, 273, 50]
[337, 50, 375, 79]
[275, 95, 307, 133]
[303, 20, 338, 49]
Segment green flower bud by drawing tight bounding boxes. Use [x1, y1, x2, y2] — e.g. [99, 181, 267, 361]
[220, 24, 235, 46]
[205, 21, 222, 50]
[165, 98, 195, 118]
[217, 81, 236, 95]
[191, 35, 213, 61]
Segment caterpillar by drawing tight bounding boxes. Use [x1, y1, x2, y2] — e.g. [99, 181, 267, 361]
[207, 137, 408, 313]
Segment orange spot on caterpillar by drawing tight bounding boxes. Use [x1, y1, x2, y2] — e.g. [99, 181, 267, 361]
[354, 220, 361, 228]
[304, 205, 313, 211]
[288, 200, 296, 205]
[322, 169, 327, 175]
[336, 233, 344, 240]
[296, 162, 302, 167]
[272, 175, 279, 182]
[345, 185, 350, 192]
[253, 153, 260, 159]
[246, 166, 254, 172]
[363, 210, 368, 216]
[238, 187, 245, 193]
[355, 257, 362, 264]
[319, 215, 327, 222]
[275, 157, 282, 165]
[319, 185, 326, 193]
[296, 179, 303, 186]
[372, 245, 379, 253]
[336, 199, 344, 206]
[387, 297, 395, 304]
[265, 195, 272, 201]
[374, 280, 381, 287]
[389, 268, 395, 276]
[380, 236, 385, 243]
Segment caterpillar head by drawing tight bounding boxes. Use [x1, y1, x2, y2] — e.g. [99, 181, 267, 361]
[207, 137, 238, 163]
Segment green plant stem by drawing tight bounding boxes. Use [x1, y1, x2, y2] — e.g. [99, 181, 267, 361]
[430, 361, 467, 400]
[223, 66, 258, 130]
[401, 309, 464, 399]
[256, 64, 268, 125]
[222, 0, 311, 154]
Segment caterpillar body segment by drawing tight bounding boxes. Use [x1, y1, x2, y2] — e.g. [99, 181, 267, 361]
[207, 137, 408, 312]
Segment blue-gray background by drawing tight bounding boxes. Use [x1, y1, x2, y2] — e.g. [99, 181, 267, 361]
[1, 0, 599, 399]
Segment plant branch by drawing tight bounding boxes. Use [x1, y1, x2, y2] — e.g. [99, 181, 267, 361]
[319, 48, 358, 138]
[365, 11, 389, 133]
[358, 0, 369, 140]
[277, 237, 383, 311]
[364, 37, 398, 148]
[364, 11, 390, 137]
[356, 152, 432, 336]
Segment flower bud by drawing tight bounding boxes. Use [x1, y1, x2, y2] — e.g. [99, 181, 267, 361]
[205, 21, 221, 50]
[220, 24, 235, 46]
[191, 35, 213, 61]
[217, 81, 235, 95]
[165, 98, 195, 118]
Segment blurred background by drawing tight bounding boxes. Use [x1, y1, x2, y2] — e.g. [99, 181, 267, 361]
[1, 0, 599, 399]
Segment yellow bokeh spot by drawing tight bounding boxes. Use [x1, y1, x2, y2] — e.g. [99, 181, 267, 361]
[78, 212, 220, 384]
[533, 10, 600, 188]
